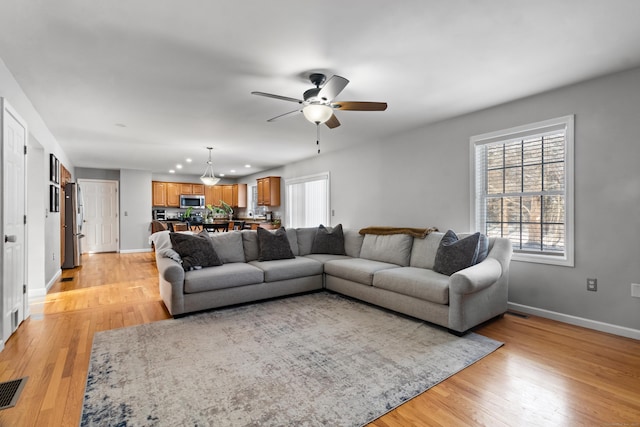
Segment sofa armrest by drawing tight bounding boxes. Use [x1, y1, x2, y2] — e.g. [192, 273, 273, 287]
[449, 258, 502, 295]
[156, 256, 185, 285]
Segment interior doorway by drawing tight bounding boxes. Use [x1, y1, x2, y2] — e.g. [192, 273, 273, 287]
[1, 99, 27, 348]
[77, 179, 119, 253]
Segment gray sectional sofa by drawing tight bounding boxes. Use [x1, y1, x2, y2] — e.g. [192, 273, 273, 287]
[150, 226, 512, 334]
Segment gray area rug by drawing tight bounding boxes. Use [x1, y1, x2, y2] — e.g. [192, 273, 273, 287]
[81, 292, 502, 426]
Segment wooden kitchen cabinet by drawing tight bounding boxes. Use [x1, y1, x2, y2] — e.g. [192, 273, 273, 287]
[166, 183, 181, 207]
[222, 185, 233, 206]
[235, 184, 247, 208]
[152, 181, 167, 207]
[154, 181, 209, 207]
[205, 185, 223, 207]
[257, 176, 280, 206]
[179, 183, 205, 195]
[204, 184, 247, 208]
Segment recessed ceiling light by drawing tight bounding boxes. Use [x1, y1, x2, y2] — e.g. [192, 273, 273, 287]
[219, 173, 225, 177]
[185, 158, 192, 163]
[244, 164, 251, 168]
[169, 169, 175, 173]
[176, 164, 182, 169]
[230, 169, 236, 173]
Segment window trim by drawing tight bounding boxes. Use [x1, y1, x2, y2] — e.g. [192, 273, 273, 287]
[470, 115, 574, 267]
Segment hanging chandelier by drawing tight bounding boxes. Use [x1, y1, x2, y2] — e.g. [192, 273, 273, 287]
[200, 147, 220, 186]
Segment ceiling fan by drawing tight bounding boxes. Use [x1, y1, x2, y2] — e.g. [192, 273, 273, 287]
[251, 73, 387, 129]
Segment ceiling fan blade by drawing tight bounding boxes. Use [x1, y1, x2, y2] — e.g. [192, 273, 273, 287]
[332, 101, 388, 111]
[325, 114, 341, 129]
[251, 91, 303, 104]
[317, 75, 349, 101]
[267, 109, 301, 122]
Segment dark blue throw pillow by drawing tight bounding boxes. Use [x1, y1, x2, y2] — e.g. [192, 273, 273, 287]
[433, 230, 488, 276]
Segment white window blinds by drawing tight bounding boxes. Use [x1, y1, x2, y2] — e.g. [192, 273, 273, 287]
[285, 173, 330, 228]
[471, 116, 574, 266]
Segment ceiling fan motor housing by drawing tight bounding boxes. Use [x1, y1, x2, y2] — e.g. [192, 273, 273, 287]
[309, 73, 326, 87]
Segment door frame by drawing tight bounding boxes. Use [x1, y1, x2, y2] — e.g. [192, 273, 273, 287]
[1, 98, 28, 350]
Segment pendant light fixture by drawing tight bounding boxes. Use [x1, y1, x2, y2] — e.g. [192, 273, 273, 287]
[200, 147, 220, 186]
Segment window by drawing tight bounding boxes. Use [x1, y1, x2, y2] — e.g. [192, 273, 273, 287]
[285, 172, 330, 228]
[471, 116, 574, 266]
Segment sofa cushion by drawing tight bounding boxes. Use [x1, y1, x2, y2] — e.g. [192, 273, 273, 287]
[183, 263, 264, 293]
[285, 228, 299, 256]
[150, 230, 182, 261]
[257, 227, 295, 261]
[359, 234, 414, 266]
[304, 254, 352, 264]
[373, 267, 450, 304]
[409, 232, 444, 269]
[241, 230, 260, 262]
[311, 224, 346, 255]
[433, 230, 488, 276]
[169, 232, 222, 271]
[205, 231, 246, 264]
[249, 257, 323, 282]
[324, 258, 400, 286]
[295, 227, 318, 256]
[343, 229, 364, 258]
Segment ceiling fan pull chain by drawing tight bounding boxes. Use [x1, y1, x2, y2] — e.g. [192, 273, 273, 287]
[316, 123, 321, 154]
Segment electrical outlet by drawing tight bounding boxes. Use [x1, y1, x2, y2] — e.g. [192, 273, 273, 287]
[587, 278, 597, 292]
[632, 283, 640, 298]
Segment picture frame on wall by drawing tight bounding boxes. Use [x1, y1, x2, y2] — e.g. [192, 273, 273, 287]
[49, 185, 57, 212]
[49, 154, 60, 183]
[49, 154, 56, 182]
[49, 185, 60, 212]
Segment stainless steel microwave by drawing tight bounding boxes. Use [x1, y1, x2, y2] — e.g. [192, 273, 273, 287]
[180, 194, 205, 209]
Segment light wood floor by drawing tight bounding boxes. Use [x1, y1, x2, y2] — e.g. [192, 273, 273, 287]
[1, 252, 638, 426]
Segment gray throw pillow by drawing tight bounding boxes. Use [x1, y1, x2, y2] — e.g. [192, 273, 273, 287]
[433, 230, 487, 276]
[311, 224, 346, 255]
[257, 227, 295, 261]
[169, 232, 222, 271]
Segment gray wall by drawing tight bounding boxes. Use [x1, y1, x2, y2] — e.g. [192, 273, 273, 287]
[120, 169, 153, 252]
[76, 167, 120, 181]
[241, 67, 640, 331]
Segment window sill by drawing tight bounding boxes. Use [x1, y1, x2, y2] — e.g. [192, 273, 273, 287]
[512, 252, 574, 267]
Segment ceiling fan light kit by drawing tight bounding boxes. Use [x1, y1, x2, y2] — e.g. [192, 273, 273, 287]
[302, 104, 333, 124]
[200, 147, 220, 186]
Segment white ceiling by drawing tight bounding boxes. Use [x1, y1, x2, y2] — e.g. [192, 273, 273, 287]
[1, 0, 640, 178]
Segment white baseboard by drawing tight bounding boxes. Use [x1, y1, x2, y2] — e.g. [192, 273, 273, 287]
[508, 302, 640, 340]
[28, 269, 61, 299]
[119, 248, 153, 254]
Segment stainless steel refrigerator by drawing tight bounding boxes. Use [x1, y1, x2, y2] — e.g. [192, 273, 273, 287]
[62, 182, 85, 269]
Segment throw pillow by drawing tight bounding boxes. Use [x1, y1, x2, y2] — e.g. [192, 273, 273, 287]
[257, 227, 295, 261]
[169, 232, 222, 271]
[433, 230, 487, 276]
[311, 224, 346, 255]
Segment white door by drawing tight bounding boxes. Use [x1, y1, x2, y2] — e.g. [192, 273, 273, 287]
[78, 179, 119, 253]
[1, 99, 27, 348]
